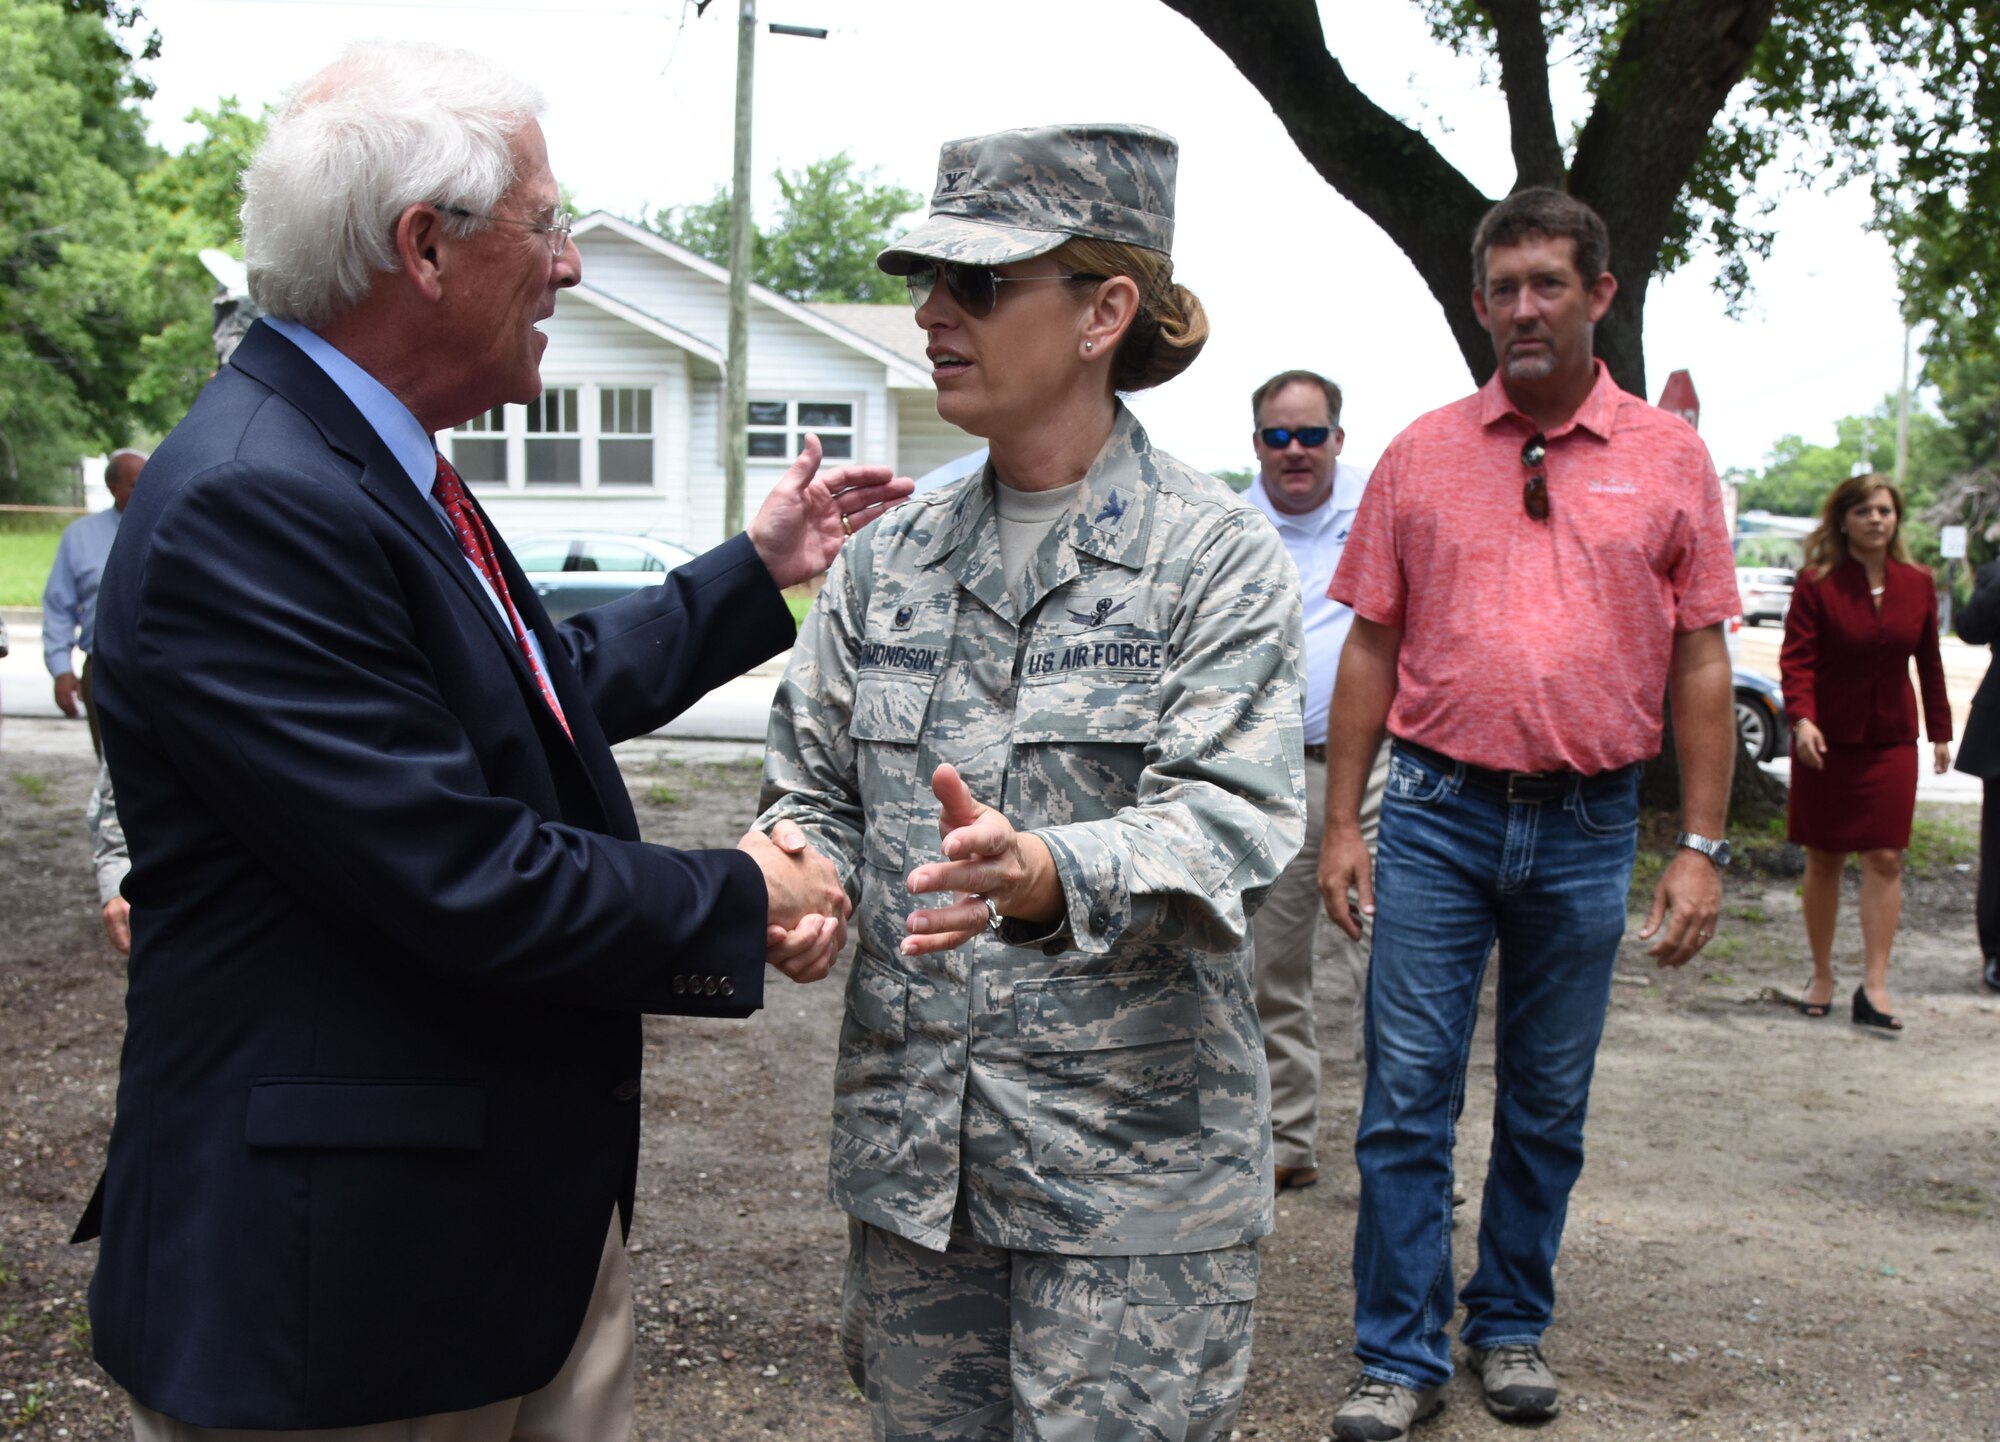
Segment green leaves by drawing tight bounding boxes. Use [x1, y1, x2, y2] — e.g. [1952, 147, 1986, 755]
[0, 0, 264, 502]
[650, 151, 920, 304]
[0, 0, 153, 499]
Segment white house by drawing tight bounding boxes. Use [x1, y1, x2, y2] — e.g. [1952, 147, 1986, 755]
[443, 211, 974, 549]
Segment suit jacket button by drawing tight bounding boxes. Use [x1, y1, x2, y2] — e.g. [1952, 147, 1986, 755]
[671, 975, 688, 995]
[612, 1078, 641, 1102]
[703, 976, 720, 995]
[720, 977, 735, 997]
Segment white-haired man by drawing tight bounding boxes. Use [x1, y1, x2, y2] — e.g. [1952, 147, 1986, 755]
[42, 447, 144, 756]
[79, 41, 908, 1439]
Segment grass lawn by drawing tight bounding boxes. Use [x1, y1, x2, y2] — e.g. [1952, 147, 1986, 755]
[0, 526, 63, 606]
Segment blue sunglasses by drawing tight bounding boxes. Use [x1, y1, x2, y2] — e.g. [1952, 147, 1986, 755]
[1258, 426, 1333, 448]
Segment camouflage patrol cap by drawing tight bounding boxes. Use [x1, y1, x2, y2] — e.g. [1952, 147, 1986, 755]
[877, 123, 1177, 275]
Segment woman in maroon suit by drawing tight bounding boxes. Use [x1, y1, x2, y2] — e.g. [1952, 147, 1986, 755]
[1782, 474, 1952, 1031]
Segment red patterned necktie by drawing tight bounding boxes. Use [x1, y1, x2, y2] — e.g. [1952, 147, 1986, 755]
[431, 453, 571, 740]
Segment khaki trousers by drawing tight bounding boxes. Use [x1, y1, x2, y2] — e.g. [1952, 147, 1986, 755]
[1251, 741, 1390, 1172]
[130, 1211, 634, 1442]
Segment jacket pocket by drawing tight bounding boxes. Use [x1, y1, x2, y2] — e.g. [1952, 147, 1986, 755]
[244, 1078, 485, 1150]
[1013, 970, 1201, 1175]
[832, 951, 909, 1153]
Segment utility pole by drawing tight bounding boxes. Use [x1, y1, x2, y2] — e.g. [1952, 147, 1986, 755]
[723, 0, 756, 538]
[709, 3, 825, 538]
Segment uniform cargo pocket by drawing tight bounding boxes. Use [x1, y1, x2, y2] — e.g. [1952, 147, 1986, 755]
[1013, 970, 1201, 1175]
[244, 1078, 485, 1150]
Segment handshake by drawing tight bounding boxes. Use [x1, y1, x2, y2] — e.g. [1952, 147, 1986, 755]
[737, 824, 849, 984]
[735, 764, 1069, 986]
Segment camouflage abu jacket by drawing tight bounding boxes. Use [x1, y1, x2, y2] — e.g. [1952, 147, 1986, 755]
[759, 405, 1305, 1256]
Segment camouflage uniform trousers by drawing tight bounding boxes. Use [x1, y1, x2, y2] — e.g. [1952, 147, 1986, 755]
[840, 1218, 1258, 1442]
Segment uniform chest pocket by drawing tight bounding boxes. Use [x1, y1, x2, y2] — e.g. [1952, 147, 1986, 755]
[1012, 970, 1202, 1176]
[1010, 683, 1158, 821]
[850, 673, 937, 874]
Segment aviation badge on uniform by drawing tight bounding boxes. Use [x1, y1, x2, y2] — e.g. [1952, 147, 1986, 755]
[1067, 597, 1129, 631]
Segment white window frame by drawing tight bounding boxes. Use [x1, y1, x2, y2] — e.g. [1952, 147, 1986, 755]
[523, 387, 583, 488]
[595, 385, 657, 490]
[446, 383, 662, 492]
[745, 395, 861, 465]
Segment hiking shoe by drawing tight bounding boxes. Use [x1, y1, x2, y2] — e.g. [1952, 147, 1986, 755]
[1331, 1377, 1443, 1441]
[1465, 1342, 1561, 1420]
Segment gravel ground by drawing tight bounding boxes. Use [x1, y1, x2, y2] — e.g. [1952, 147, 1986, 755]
[2, 719, 1995, 1441]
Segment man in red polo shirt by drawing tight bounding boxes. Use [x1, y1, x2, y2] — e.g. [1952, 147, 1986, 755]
[1319, 189, 1739, 1442]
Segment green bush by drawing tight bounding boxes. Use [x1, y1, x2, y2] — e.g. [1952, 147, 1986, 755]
[0, 520, 66, 605]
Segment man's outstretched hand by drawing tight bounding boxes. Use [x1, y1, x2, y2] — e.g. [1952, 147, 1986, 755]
[746, 434, 914, 589]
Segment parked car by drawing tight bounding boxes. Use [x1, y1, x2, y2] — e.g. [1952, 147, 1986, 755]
[1736, 566, 1795, 626]
[511, 531, 700, 623]
[1733, 666, 1786, 762]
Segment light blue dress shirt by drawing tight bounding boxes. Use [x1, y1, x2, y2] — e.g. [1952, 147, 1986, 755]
[1245, 460, 1370, 747]
[262, 317, 550, 679]
[42, 507, 122, 675]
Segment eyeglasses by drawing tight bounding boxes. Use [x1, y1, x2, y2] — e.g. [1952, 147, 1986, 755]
[1258, 426, 1332, 449]
[904, 262, 1106, 318]
[1521, 432, 1550, 522]
[440, 204, 575, 257]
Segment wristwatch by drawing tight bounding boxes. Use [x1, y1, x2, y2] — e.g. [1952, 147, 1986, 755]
[1677, 831, 1732, 869]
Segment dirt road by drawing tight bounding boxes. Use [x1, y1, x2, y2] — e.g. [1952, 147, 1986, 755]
[2, 722, 1995, 1441]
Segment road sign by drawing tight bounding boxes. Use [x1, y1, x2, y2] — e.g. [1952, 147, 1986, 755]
[1942, 525, 1968, 559]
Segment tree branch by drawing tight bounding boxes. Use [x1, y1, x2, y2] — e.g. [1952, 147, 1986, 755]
[1481, 0, 1565, 188]
[1157, 0, 1497, 379]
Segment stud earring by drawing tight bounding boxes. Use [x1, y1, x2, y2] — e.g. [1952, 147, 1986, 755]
[1084, 341, 1095, 352]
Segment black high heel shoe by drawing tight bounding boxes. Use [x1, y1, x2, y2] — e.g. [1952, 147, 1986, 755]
[1851, 985, 1904, 1033]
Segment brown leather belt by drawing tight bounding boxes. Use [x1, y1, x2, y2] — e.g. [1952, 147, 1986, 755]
[1302, 743, 1327, 763]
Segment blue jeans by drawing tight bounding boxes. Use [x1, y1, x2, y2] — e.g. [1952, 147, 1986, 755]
[1351, 743, 1639, 1390]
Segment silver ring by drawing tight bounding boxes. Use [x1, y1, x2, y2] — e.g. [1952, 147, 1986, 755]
[981, 896, 1002, 933]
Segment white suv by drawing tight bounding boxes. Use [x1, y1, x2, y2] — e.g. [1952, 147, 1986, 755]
[1736, 567, 1794, 627]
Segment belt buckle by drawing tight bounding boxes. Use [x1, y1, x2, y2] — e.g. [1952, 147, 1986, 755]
[1506, 770, 1548, 804]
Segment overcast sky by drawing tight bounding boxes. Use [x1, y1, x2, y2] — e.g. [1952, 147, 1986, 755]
[131, 0, 1914, 478]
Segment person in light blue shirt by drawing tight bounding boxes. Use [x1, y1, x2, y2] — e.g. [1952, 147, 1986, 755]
[1241, 369, 1385, 1193]
[42, 447, 145, 757]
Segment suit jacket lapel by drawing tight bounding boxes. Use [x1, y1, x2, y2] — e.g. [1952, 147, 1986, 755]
[230, 321, 610, 819]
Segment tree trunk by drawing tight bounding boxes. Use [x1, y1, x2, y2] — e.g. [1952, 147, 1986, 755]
[1639, 694, 1789, 829]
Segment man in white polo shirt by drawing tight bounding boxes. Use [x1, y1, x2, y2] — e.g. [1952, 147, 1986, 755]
[1243, 369, 1386, 1192]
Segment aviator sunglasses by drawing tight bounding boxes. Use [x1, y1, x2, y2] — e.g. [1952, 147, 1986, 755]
[905, 261, 1106, 318]
[1520, 432, 1550, 521]
[1259, 426, 1333, 449]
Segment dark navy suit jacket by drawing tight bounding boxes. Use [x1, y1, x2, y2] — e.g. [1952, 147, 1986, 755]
[1955, 558, 2000, 779]
[79, 321, 792, 1428]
